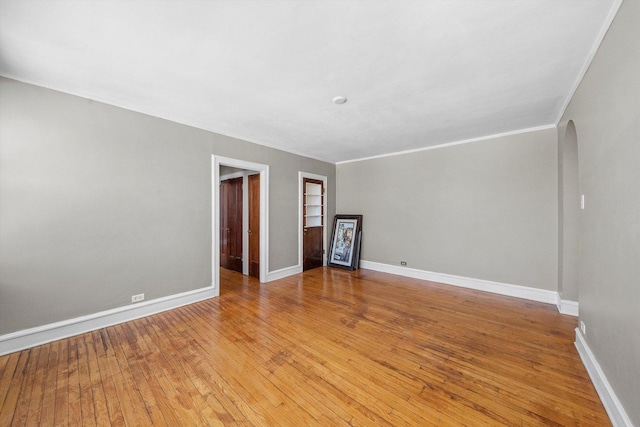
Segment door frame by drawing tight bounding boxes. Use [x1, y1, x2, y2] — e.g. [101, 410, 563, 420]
[298, 172, 328, 269]
[212, 156, 269, 295]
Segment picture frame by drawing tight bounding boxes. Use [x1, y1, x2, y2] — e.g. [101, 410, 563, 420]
[328, 215, 363, 270]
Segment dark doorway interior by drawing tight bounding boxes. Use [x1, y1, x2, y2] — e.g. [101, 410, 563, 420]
[220, 177, 243, 273]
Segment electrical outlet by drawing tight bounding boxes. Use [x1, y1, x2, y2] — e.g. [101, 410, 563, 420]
[400, 261, 407, 266]
[132, 293, 145, 303]
[580, 321, 586, 335]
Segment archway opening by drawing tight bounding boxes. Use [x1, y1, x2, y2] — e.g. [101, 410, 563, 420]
[558, 120, 579, 305]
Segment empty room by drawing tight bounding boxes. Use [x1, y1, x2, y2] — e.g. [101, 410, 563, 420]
[0, 1, 638, 426]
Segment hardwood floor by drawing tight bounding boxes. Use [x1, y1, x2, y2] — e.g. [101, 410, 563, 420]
[0, 267, 610, 426]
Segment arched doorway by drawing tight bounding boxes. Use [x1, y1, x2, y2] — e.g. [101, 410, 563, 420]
[558, 120, 579, 312]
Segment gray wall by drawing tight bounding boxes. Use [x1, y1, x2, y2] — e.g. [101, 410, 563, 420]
[559, 0, 640, 423]
[337, 128, 558, 291]
[0, 77, 335, 335]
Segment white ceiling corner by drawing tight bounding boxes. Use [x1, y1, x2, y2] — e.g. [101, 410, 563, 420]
[0, 0, 620, 163]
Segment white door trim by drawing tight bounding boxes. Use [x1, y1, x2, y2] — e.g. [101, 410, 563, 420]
[212, 156, 269, 294]
[299, 172, 328, 269]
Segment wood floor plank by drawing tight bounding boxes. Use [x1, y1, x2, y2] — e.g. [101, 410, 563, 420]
[122, 320, 185, 426]
[66, 336, 82, 426]
[167, 328, 271, 425]
[108, 323, 167, 426]
[83, 333, 111, 426]
[53, 339, 70, 427]
[26, 344, 51, 426]
[0, 351, 29, 426]
[76, 335, 97, 426]
[228, 283, 504, 425]
[11, 347, 40, 426]
[89, 330, 126, 426]
[167, 310, 295, 427]
[39, 341, 59, 425]
[0, 352, 20, 414]
[149, 310, 262, 424]
[94, 330, 128, 427]
[131, 319, 219, 425]
[254, 362, 349, 426]
[0, 267, 612, 426]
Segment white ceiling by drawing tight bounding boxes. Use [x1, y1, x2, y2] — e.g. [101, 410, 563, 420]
[0, 0, 619, 163]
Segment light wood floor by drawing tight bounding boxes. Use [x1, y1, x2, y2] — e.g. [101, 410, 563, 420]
[0, 267, 610, 426]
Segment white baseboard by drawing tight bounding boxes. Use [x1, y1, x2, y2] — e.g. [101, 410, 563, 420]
[0, 285, 217, 356]
[557, 299, 579, 316]
[267, 264, 302, 282]
[575, 329, 633, 427]
[359, 260, 558, 305]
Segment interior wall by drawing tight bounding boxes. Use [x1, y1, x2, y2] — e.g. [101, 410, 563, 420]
[219, 165, 246, 177]
[337, 128, 558, 291]
[0, 77, 335, 335]
[559, 0, 640, 423]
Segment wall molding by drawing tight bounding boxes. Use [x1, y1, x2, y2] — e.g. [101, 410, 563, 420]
[557, 299, 579, 317]
[267, 264, 303, 282]
[575, 328, 633, 427]
[360, 260, 559, 305]
[555, 0, 624, 125]
[0, 285, 216, 356]
[336, 125, 556, 165]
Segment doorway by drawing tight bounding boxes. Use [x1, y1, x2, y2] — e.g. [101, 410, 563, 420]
[212, 156, 269, 295]
[300, 172, 328, 271]
[558, 121, 579, 304]
[219, 169, 260, 279]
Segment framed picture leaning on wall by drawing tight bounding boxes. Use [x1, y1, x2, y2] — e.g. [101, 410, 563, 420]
[328, 215, 363, 270]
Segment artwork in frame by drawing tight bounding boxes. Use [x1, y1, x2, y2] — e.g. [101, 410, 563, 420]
[328, 215, 363, 270]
